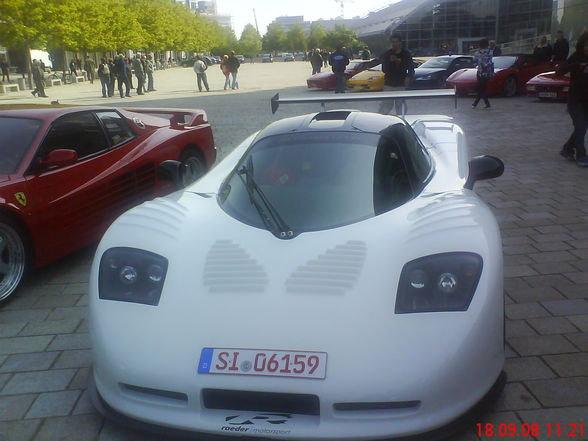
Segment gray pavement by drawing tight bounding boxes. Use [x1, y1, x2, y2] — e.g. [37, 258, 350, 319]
[0, 63, 587, 440]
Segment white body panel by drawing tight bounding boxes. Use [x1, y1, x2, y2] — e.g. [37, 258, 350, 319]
[89, 114, 504, 440]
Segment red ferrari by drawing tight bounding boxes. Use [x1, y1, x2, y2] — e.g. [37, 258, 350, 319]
[0, 106, 215, 305]
[446, 55, 553, 97]
[306, 60, 374, 89]
[526, 71, 570, 100]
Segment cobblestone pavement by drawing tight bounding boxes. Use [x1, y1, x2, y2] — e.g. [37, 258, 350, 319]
[0, 62, 587, 440]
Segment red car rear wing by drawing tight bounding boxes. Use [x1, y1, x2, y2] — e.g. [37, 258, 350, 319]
[124, 108, 208, 128]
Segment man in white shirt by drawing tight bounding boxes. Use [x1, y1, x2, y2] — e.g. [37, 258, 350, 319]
[193, 55, 209, 92]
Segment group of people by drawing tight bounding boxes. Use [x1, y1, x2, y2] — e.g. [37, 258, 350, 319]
[94, 54, 156, 98]
[534, 31, 570, 63]
[193, 51, 240, 92]
[309, 49, 335, 74]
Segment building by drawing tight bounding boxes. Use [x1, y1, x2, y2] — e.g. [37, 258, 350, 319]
[271, 16, 312, 34]
[176, 0, 233, 30]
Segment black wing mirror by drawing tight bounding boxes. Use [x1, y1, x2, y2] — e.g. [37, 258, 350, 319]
[158, 160, 184, 190]
[464, 155, 504, 190]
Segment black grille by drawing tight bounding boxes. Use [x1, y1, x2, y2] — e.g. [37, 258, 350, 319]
[121, 383, 188, 401]
[334, 400, 420, 411]
[202, 389, 320, 416]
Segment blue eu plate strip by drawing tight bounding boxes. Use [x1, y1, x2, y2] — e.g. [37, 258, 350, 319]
[198, 348, 213, 373]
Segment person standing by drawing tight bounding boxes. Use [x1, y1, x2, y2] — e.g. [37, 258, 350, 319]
[310, 49, 323, 74]
[472, 38, 494, 109]
[553, 31, 570, 63]
[132, 55, 144, 95]
[108, 58, 116, 95]
[329, 46, 350, 93]
[31, 59, 48, 97]
[557, 33, 588, 166]
[361, 46, 371, 60]
[69, 59, 78, 77]
[321, 50, 329, 67]
[97, 58, 112, 98]
[489, 40, 501, 56]
[193, 55, 210, 92]
[379, 33, 414, 114]
[114, 54, 130, 98]
[227, 51, 240, 89]
[84, 56, 95, 84]
[534, 36, 553, 62]
[126, 58, 134, 89]
[0, 57, 9, 82]
[220, 54, 231, 90]
[145, 54, 156, 91]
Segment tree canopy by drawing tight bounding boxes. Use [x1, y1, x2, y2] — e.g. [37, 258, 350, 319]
[262, 22, 287, 53]
[308, 23, 327, 49]
[239, 24, 262, 57]
[287, 24, 307, 52]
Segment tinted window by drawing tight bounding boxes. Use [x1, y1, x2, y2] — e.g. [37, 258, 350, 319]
[96, 111, 134, 146]
[394, 125, 432, 183]
[0, 117, 42, 174]
[492, 56, 517, 69]
[39, 112, 108, 160]
[420, 57, 453, 68]
[219, 129, 415, 234]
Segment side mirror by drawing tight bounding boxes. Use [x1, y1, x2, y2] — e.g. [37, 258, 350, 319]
[464, 155, 504, 190]
[39, 149, 78, 169]
[158, 160, 184, 190]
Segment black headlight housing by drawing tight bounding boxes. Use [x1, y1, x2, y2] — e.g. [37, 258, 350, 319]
[99, 247, 168, 306]
[395, 252, 483, 314]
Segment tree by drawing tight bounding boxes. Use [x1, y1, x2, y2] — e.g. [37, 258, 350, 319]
[287, 24, 307, 52]
[308, 22, 327, 49]
[239, 24, 262, 57]
[262, 22, 287, 54]
[210, 24, 239, 56]
[324, 24, 359, 51]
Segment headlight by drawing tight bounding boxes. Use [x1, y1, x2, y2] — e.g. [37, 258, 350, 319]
[368, 76, 380, 80]
[395, 253, 483, 314]
[99, 247, 168, 306]
[527, 85, 536, 91]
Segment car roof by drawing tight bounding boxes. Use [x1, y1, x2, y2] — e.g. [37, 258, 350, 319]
[253, 110, 405, 143]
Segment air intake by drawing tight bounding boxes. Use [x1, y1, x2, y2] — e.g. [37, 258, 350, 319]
[334, 400, 420, 411]
[121, 384, 188, 402]
[202, 389, 320, 415]
[312, 111, 353, 121]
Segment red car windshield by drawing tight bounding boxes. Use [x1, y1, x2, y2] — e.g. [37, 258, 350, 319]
[0, 117, 42, 174]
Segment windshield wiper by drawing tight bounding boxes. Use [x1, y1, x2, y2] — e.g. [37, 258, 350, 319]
[237, 157, 294, 239]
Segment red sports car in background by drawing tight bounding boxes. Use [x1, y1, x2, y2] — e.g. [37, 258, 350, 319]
[526, 71, 570, 100]
[306, 59, 374, 89]
[446, 55, 553, 97]
[0, 106, 215, 305]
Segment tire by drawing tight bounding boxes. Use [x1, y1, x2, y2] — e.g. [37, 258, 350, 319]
[503, 76, 517, 97]
[0, 215, 29, 307]
[179, 148, 206, 187]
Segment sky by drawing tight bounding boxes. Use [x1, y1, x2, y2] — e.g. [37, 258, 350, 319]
[216, 0, 397, 37]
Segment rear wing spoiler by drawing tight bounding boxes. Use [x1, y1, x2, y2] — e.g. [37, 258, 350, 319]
[270, 89, 456, 116]
[124, 107, 207, 128]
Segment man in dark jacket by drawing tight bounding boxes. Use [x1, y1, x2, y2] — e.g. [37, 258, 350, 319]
[114, 54, 130, 98]
[533, 36, 553, 62]
[379, 33, 414, 114]
[310, 49, 323, 75]
[553, 31, 570, 63]
[227, 51, 240, 89]
[489, 40, 502, 56]
[329, 47, 350, 93]
[557, 32, 588, 166]
[31, 59, 48, 97]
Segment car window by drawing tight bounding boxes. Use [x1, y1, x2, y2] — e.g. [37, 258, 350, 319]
[38, 112, 108, 160]
[0, 117, 42, 174]
[452, 57, 473, 69]
[393, 125, 432, 184]
[420, 57, 453, 68]
[96, 111, 135, 147]
[492, 56, 517, 69]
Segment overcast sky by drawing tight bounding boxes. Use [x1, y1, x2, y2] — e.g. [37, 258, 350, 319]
[216, 0, 397, 37]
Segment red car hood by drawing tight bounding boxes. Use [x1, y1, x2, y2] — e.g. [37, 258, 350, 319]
[307, 72, 334, 82]
[526, 72, 570, 86]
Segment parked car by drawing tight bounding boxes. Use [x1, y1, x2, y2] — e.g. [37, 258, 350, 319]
[236, 55, 245, 63]
[283, 53, 295, 62]
[410, 55, 475, 89]
[526, 71, 569, 100]
[89, 99, 505, 441]
[307, 59, 374, 89]
[180, 58, 196, 67]
[347, 58, 438, 92]
[0, 106, 215, 306]
[446, 55, 553, 97]
[261, 54, 273, 63]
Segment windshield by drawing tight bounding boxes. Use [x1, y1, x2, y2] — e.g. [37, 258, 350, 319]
[346, 61, 364, 71]
[420, 57, 453, 68]
[492, 56, 517, 69]
[0, 117, 42, 174]
[368, 64, 382, 71]
[219, 129, 417, 234]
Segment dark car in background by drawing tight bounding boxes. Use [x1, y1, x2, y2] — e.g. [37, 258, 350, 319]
[283, 53, 295, 62]
[261, 54, 273, 63]
[410, 55, 475, 89]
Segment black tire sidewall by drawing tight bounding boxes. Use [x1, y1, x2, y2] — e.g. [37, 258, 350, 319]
[179, 148, 205, 186]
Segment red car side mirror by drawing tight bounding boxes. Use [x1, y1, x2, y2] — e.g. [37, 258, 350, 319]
[40, 149, 78, 169]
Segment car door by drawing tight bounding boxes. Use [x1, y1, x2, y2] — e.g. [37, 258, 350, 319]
[25, 110, 156, 262]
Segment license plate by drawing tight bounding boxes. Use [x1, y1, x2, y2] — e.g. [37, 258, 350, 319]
[198, 348, 327, 379]
[538, 92, 556, 97]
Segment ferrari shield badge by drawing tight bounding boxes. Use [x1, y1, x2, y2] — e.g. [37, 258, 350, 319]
[14, 192, 27, 207]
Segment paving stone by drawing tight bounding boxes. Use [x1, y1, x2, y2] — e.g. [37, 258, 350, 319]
[505, 320, 536, 338]
[505, 344, 517, 358]
[53, 350, 92, 369]
[504, 278, 532, 293]
[518, 406, 588, 441]
[0, 323, 27, 339]
[72, 390, 97, 416]
[555, 283, 588, 299]
[503, 357, 555, 381]
[0, 374, 11, 389]
[570, 248, 588, 259]
[540, 299, 588, 316]
[527, 250, 576, 263]
[530, 262, 577, 275]
[503, 244, 538, 255]
[0, 336, 53, 355]
[76, 319, 89, 333]
[68, 367, 90, 390]
[0, 394, 36, 421]
[493, 382, 541, 411]
[534, 225, 570, 233]
[46, 333, 91, 351]
[530, 233, 573, 243]
[503, 254, 533, 266]
[26, 390, 80, 419]
[526, 377, 588, 408]
[76, 295, 88, 307]
[0, 419, 42, 441]
[32, 414, 103, 441]
[62, 283, 88, 295]
[46, 307, 87, 321]
[32, 295, 81, 309]
[18, 319, 81, 337]
[527, 316, 578, 335]
[504, 265, 538, 278]
[1, 295, 40, 311]
[564, 271, 588, 284]
[98, 420, 162, 441]
[508, 335, 578, 356]
[507, 286, 565, 303]
[531, 241, 572, 252]
[502, 235, 532, 245]
[568, 314, 588, 332]
[0, 310, 50, 324]
[570, 259, 588, 272]
[523, 274, 574, 288]
[0, 369, 76, 395]
[505, 302, 551, 320]
[566, 332, 588, 350]
[543, 353, 588, 377]
[0, 352, 59, 373]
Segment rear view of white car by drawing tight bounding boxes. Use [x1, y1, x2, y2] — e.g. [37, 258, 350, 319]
[89, 94, 505, 440]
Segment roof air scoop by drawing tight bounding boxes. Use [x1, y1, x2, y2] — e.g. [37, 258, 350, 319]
[312, 111, 353, 121]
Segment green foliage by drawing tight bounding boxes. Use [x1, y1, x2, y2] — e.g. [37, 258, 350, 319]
[210, 24, 239, 56]
[0, 0, 55, 50]
[308, 22, 327, 49]
[287, 24, 307, 52]
[324, 24, 359, 51]
[262, 22, 287, 53]
[239, 24, 262, 57]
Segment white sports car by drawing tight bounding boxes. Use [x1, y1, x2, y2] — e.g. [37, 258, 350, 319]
[89, 93, 505, 440]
